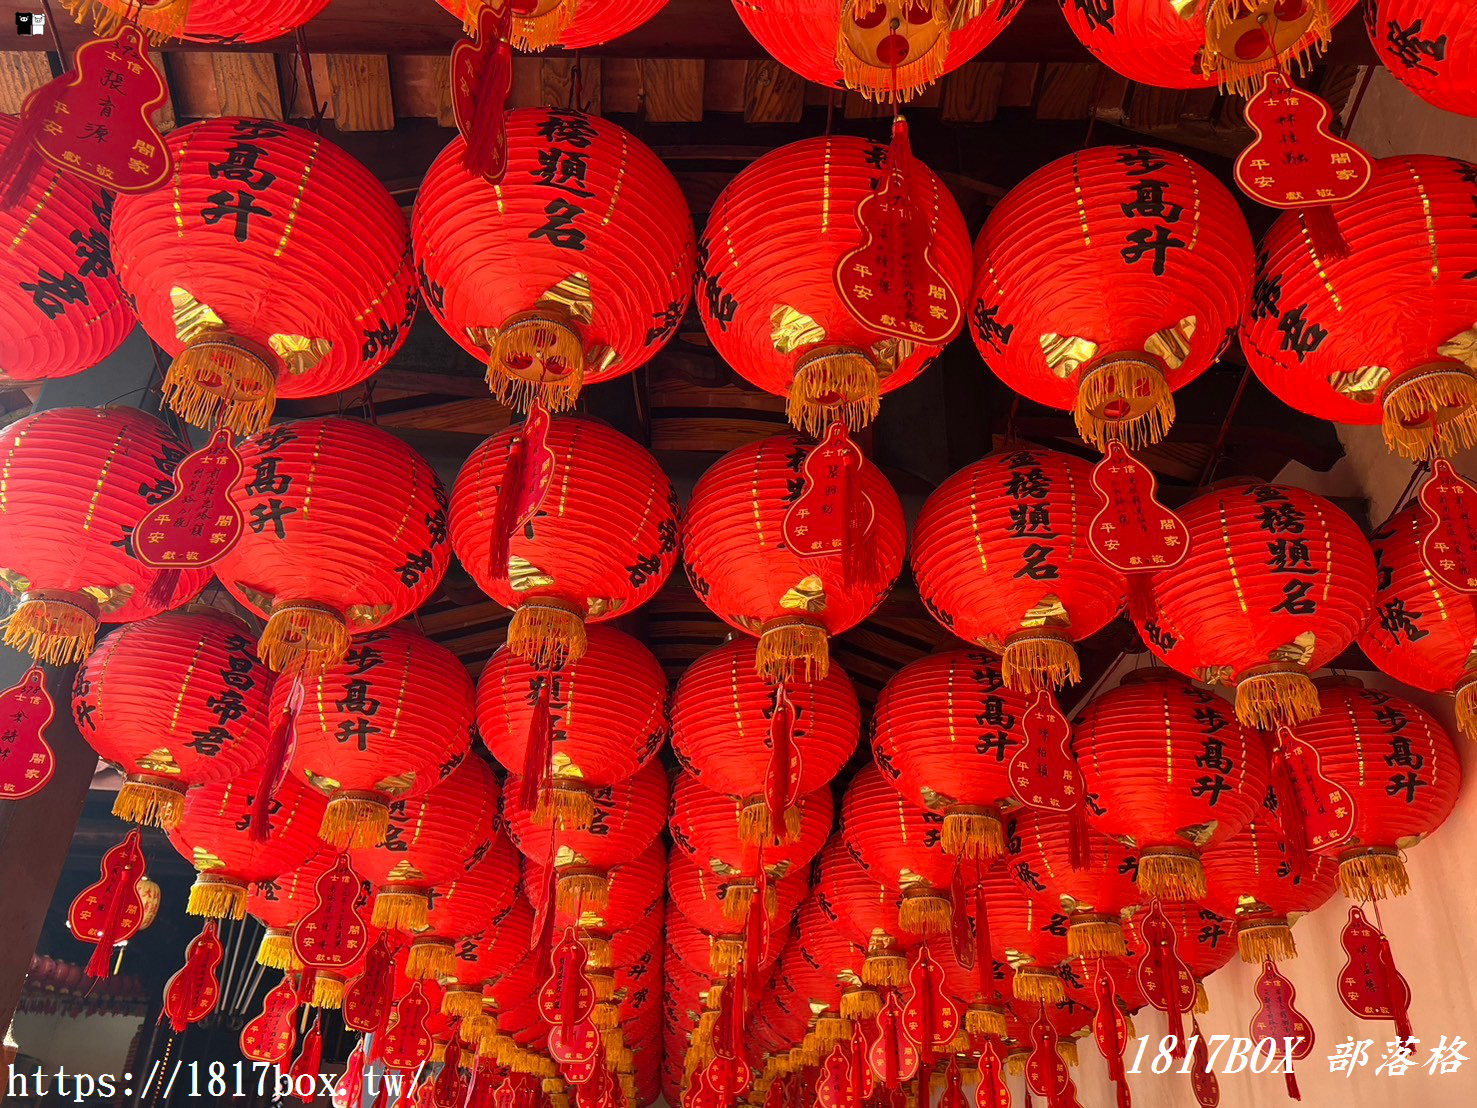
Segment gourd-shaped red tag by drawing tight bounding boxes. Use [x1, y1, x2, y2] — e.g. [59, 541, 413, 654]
[134, 428, 245, 571]
[816, 1043, 853, 1108]
[68, 829, 147, 977]
[1008, 690, 1084, 814]
[549, 1016, 600, 1067]
[1088, 442, 1190, 573]
[701, 1054, 751, 1107]
[1134, 898, 1196, 1058]
[835, 118, 961, 345]
[452, 2, 516, 182]
[1025, 1003, 1070, 1106]
[939, 1057, 965, 1108]
[162, 921, 224, 1032]
[1337, 906, 1414, 1040]
[559, 1052, 599, 1087]
[867, 989, 919, 1087]
[432, 1034, 465, 1108]
[240, 974, 299, 1063]
[381, 981, 435, 1071]
[1275, 727, 1356, 855]
[902, 946, 959, 1052]
[0, 666, 56, 801]
[292, 855, 369, 972]
[1235, 72, 1373, 212]
[287, 1017, 324, 1103]
[782, 423, 875, 570]
[975, 1036, 1010, 1108]
[1249, 958, 1314, 1099]
[489, 401, 555, 579]
[332, 1041, 365, 1108]
[1190, 1017, 1220, 1107]
[1418, 459, 1477, 593]
[1092, 957, 1131, 1108]
[342, 932, 395, 1032]
[539, 928, 596, 1026]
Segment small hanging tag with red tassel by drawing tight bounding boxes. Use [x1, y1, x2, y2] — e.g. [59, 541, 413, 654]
[848, 1019, 873, 1101]
[161, 920, 224, 1032]
[68, 829, 147, 978]
[950, 867, 975, 971]
[431, 1033, 465, 1108]
[1418, 459, 1477, 592]
[539, 928, 597, 1026]
[1091, 957, 1132, 1108]
[452, 2, 516, 181]
[1249, 959, 1314, 1100]
[1025, 1004, 1070, 1108]
[1134, 898, 1196, 1059]
[1275, 727, 1356, 855]
[976, 1036, 1010, 1108]
[134, 428, 246, 574]
[764, 682, 802, 843]
[489, 401, 555, 581]
[1088, 442, 1190, 574]
[549, 1016, 600, 1068]
[835, 117, 961, 345]
[518, 669, 555, 813]
[0, 666, 56, 801]
[251, 676, 302, 843]
[287, 1016, 325, 1103]
[902, 946, 959, 1058]
[816, 1041, 854, 1108]
[867, 989, 919, 1087]
[0, 27, 171, 208]
[1337, 906, 1414, 1041]
[380, 980, 435, 1071]
[332, 1040, 366, 1108]
[1234, 71, 1373, 259]
[940, 1057, 965, 1108]
[703, 1053, 752, 1107]
[241, 974, 300, 1064]
[292, 854, 369, 973]
[1189, 1017, 1220, 1107]
[1009, 690, 1086, 823]
[342, 932, 396, 1033]
[782, 423, 875, 589]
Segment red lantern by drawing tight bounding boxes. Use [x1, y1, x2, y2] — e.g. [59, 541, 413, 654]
[1358, 503, 1477, 737]
[1003, 809, 1141, 959]
[167, 763, 327, 919]
[872, 649, 1033, 858]
[1368, 1, 1477, 116]
[682, 432, 906, 684]
[350, 755, 500, 931]
[842, 764, 954, 935]
[413, 109, 694, 411]
[283, 623, 475, 849]
[814, 839, 920, 986]
[1292, 678, 1462, 900]
[477, 625, 667, 830]
[442, 896, 535, 1022]
[523, 839, 666, 966]
[1075, 670, 1271, 901]
[731, 1, 1024, 102]
[1134, 482, 1377, 728]
[449, 414, 677, 669]
[912, 446, 1127, 689]
[407, 834, 521, 980]
[64, 0, 330, 42]
[668, 854, 806, 974]
[436, 0, 668, 49]
[0, 114, 133, 381]
[73, 608, 271, 828]
[1200, 815, 1339, 962]
[697, 135, 970, 433]
[971, 145, 1253, 449]
[1060, 0, 1359, 94]
[790, 895, 873, 1023]
[966, 864, 1072, 1004]
[670, 631, 859, 845]
[111, 118, 415, 435]
[215, 417, 451, 675]
[1241, 155, 1477, 460]
[0, 407, 209, 663]
[246, 851, 338, 970]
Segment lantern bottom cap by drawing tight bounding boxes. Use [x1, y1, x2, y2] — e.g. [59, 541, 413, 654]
[532, 776, 597, 834]
[840, 985, 880, 1021]
[319, 791, 391, 849]
[862, 948, 908, 987]
[1135, 845, 1207, 902]
[756, 616, 830, 685]
[965, 1004, 1008, 1038]
[372, 886, 431, 931]
[257, 928, 304, 971]
[486, 308, 586, 413]
[788, 345, 880, 436]
[259, 600, 349, 676]
[1454, 669, 1477, 740]
[309, 971, 345, 1010]
[1010, 964, 1065, 1004]
[897, 886, 951, 935]
[1074, 352, 1175, 451]
[738, 795, 803, 846]
[187, 873, 248, 920]
[1381, 362, 1477, 461]
[407, 938, 456, 981]
[113, 775, 187, 830]
[1001, 627, 1079, 692]
[443, 987, 485, 1020]
[1066, 915, 1127, 958]
[1234, 663, 1319, 730]
[1236, 917, 1296, 964]
[509, 599, 588, 670]
[942, 806, 1004, 860]
[1338, 846, 1411, 902]
[4, 589, 99, 665]
[163, 331, 278, 436]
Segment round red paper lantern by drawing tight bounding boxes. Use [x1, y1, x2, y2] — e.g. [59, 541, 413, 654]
[450, 414, 677, 669]
[971, 144, 1253, 449]
[0, 407, 209, 664]
[414, 109, 694, 412]
[912, 446, 1127, 689]
[245, 851, 339, 970]
[111, 118, 414, 435]
[1123, 899, 1238, 1014]
[523, 839, 666, 967]
[69, 0, 330, 42]
[407, 833, 521, 980]
[73, 607, 271, 828]
[435, 0, 668, 49]
[1293, 677, 1462, 900]
[732, 1, 1024, 101]
[1358, 502, 1477, 738]
[697, 135, 970, 433]
[1200, 815, 1339, 962]
[350, 754, 500, 931]
[477, 624, 666, 830]
[442, 895, 535, 1021]
[966, 864, 1071, 1004]
[1061, 0, 1359, 94]
[842, 764, 954, 935]
[1368, 1, 1477, 116]
[1134, 481, 1376, 728]
[814, 839, 920, 986]
[1003, 808, 1141, 959]
[214, 417, 450, 675]
[283, 623, 475, 849]
[668, 854, 807, 974]
[0, 115, 133, 381]
[682, 432, 906, 684]
[791, 895, 873, 1023]
[167, 763, 327, 918]
[670, 636, 859, 844]
[1075, 669, 1271, 901]
[872, 648, 1033, 859]
[1241, 155, 1477, 460]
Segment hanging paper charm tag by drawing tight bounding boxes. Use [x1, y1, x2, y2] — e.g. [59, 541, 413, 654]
[1418, 459, 1477, 593]
[549, 1017, 600, 1068]
[1190, 1017, 1220, 1107]
[1009, 690, 1084, 813]
[134, 428, 246, 570]
[292, 854, 369, 971]
[1088, 441, 1190, 573]
[1234, 72, 1373, 211]
[1134, 898, 1195, 1057]
[1025, 1005, 1069, 1101]
[902, 946, 960, 1050]
[452, 2, 516, 182]
[162, 920, 224, 1032]
[240, 974, 300, 1063]
[835, 118, 960, 345]
[68, 829, 147, 977]
[1276, 728, 1356, 854]
[1249, 958, 1314, 1057]
[380, 981, 435, 1070]
[976, 1036, 1010, 1108]
[867, 989, 919, 1086]
[341, 933, 395, 1033]
[816, 1043, 855, 1108]
[1337, 907, 1413, 1028]
[783, 422, 876, 559]
[431, 1034, 465, 1108]
[332, 1042, 365, 1108]
[492, 400, 556, 579]
[539, 928, 597, 1025]
[0, 666, 56, 800]
[1091, 957, 1131, 1095]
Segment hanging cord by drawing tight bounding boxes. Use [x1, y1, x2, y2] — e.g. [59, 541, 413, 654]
[39, 0, 70, 71]
[295, 28, 328, 130]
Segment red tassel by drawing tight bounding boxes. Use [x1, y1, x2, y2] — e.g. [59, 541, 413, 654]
[1067, 804, 1091, 871]
[0, 75, 62, 210]
[1271, 730, 1309, 880]
[253, 678, 302, 843]
[1283, 1070, 1300, 1100]
[85, 929, 117, 979]
[973, 866, 993, 998]
[488, 430, 530, 584]
[296, 968, 318, 1009]
[289, 1018, 324, 1102]
[1376, 934, 1414, 1043]
[766, 684, 795, 841]
[559, 942, 580, 1022]
[1158, 946, 1186, 1059]
[517, 674, 553, 812]
[1125, 576, 1156, 626]
[144, 569, 182, 611]
[837, 430, 859, 592]
[1304, 207, 1351, 261]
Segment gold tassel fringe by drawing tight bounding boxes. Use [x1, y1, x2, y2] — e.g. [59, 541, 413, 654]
[1338, 848, 1411, 901]
[583, 934, 613, 968]
[814, 1015, 851, 1049]
[840, 986, 880, 1021]
[836, 1, 950, 103]
[4, 591, 98, 665]
[258, 602, 349, 676]
[591, 971, 615, 1001]
[187, 875, 247, 920]
[509, 601, 587, 670]
[591, 1001, 618, 1030]
[1074, 354, 1174, 450]
[788, 346, 880, 436]
[486, 309, 585, 412]
[898, 888, 951, 935]
[965, 1004, 1007, 1038]
[1001, 628, 1080, 691]
[113, 776, 186, 830]
[1381, 364, 1477, 460]
[555, 869, 609, 914]
[533, 779, 597, 833]
[721, 879, 756, 924]
[941, 807, 1004, 860]
[1067, 916, 1127, 958]
[1005, 1054, 1026, 1078]
[257, 929, 303, 971]
[164, 334, 277, 435]
[1136, 847, 1206, 901]
[61, 0, 192, 44]
[310, 973, 345, 1010]
[1058, 1040, 1079, 1068]
[737, 797, 803, 846]
[1236, 917, 1297, 964]
[711, 936, 746, 975]
[1454, 670, 1477, 740]
[863, 949, 908, 987]
[1203, 0, 1333, 97]
[1234, 665, 1319, 730]
[509, 0, 577, 51]
[319, 792, 391, 849]
[407, 939, 456, 981]
[601, 1028, 625, 1055]
[756, 618, 830, 685]
[1194, 981, 1210, 1016]
[372, 887, 431, 931]
[1011, 965, 1065, 1004]
[443, 988, 484, 1019]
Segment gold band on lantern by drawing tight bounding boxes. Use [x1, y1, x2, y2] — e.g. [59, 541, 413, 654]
[4, 588, 100, 665]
